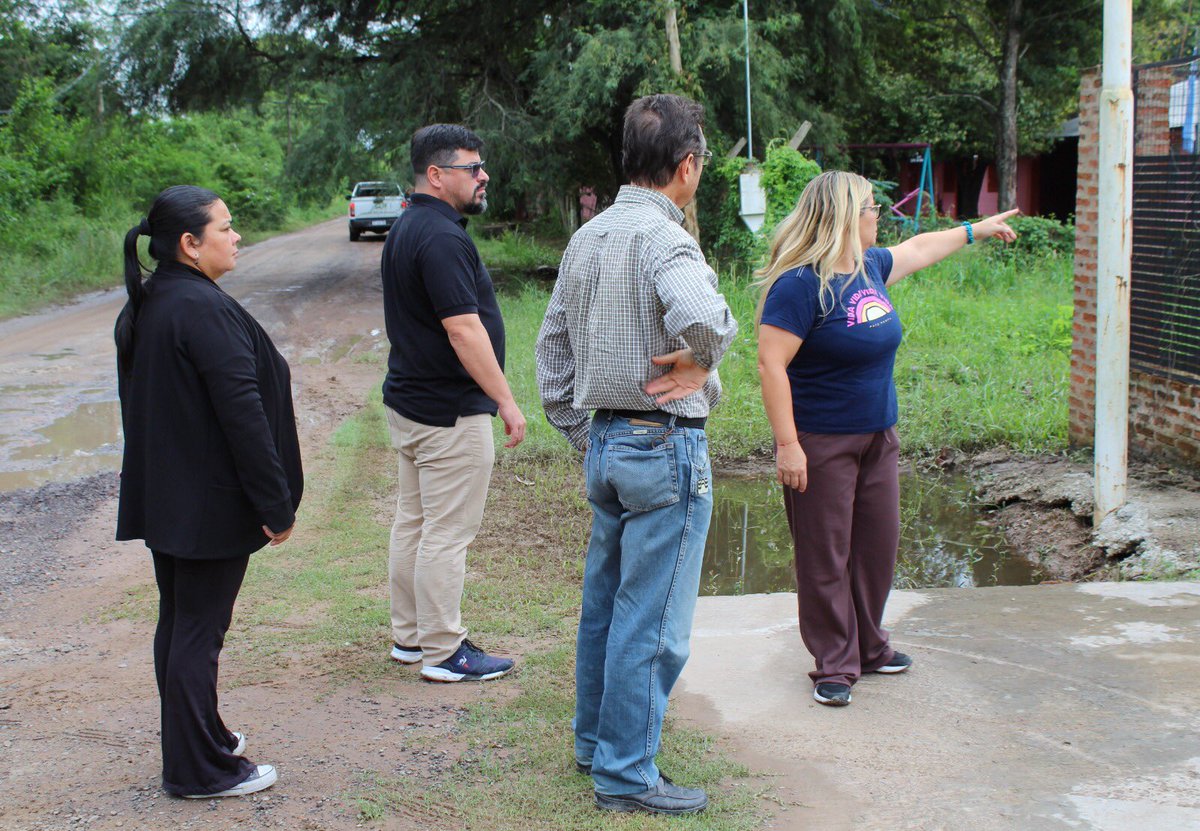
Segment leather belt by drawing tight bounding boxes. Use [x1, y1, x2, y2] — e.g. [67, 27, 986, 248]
[595, 409, 707, 430]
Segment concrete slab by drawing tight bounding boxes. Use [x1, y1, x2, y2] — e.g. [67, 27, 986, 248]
[676, 582, 1200, 830]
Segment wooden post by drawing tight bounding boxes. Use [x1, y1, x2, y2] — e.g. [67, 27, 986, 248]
[788, 122, 812, 151]
[666, 3, 701, 243]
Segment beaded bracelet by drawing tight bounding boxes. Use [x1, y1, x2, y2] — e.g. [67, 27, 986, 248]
[962, 221, 975, 245]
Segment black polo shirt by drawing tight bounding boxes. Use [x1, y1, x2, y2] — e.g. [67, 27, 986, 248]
[380, 193, 505, 426]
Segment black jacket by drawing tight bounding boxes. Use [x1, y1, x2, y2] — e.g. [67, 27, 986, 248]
[116, 261, 303, 559]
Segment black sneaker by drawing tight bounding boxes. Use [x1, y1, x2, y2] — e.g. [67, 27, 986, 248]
[576, 760, 592, 775]
[874, 652, 913, 674]
[813, 682, 851, 706]
[419, 639, 514, 682]
[595, 775, 708, 815]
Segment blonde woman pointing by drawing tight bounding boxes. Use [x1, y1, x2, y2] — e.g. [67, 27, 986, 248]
[755, 171, 1016, 706]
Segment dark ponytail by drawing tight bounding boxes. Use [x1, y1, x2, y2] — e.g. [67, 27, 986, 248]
[114, 185, 220, 377]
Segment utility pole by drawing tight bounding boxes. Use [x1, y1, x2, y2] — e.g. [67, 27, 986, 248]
[665, 3, 700, 242]
[1094, 0, 1133, 524]
[743, 0, 753, 160]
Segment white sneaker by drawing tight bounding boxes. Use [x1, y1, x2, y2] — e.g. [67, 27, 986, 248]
[183, 765, 277, 798]
[231, 731, 246, 756]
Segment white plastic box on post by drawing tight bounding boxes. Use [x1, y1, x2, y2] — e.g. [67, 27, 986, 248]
[739, 169, 766, 232]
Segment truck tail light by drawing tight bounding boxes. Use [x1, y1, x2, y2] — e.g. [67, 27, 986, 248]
[349, 202, 356, 217]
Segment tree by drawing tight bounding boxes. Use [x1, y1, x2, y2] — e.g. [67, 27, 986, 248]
[107, 0, 871, 222]
[1134, 0, 1200, 62]
[0, 0, 108, 117]
[856, 0, 1101, 215]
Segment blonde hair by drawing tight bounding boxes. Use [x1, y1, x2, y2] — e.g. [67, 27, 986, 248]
[754, 171, 874, 324]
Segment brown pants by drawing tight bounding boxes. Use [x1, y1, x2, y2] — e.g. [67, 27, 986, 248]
[783, 428, 899, 687]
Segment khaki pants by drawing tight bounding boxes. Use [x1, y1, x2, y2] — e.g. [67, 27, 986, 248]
[386, 408, 495, 665]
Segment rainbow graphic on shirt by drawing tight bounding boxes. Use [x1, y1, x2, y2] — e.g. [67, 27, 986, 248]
[845, 286, 894, 327]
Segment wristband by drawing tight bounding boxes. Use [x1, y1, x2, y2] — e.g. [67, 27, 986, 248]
[962, 221, 975, 245]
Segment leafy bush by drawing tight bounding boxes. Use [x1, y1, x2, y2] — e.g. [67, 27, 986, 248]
[698, 142, 821, 267]
[0, 85, 340, 318]
[760, 141, 822, 227]
[985, 215, 1075, 266]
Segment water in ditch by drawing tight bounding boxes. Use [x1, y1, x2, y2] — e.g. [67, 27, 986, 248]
[701, 471, 1040, 596]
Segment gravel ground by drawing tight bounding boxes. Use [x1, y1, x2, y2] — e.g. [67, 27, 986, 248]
[0, 472, 118, 603]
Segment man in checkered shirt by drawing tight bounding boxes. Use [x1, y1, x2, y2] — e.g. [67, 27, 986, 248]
[535, 94, 736, 816]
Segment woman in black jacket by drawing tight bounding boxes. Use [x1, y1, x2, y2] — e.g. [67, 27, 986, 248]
[115, 185, 303, 798]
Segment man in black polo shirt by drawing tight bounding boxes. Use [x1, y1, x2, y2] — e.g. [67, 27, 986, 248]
[380, 123, 525, 682]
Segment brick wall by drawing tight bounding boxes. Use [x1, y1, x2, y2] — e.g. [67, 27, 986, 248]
[1070, 69, 1101, 448]
[1070, 65, 1200, 468]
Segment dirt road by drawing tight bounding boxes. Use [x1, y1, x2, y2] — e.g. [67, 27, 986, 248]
[0, 220, 464, 831]
[4, 217, 1198, 831]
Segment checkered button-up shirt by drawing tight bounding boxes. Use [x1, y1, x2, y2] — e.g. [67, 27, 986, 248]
[536, 186, 737, 450]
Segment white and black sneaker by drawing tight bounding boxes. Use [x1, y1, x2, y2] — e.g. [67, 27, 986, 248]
[230, 731, 246, 756]
[183, 765, 277, 798]
[813, 682, 852, 706]
[390, 643, 422, 665]
[420, 639, 514, 682]
[873, 652, 913, 674]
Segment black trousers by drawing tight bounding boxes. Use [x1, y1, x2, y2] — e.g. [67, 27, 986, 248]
[152, 551, 255, 796]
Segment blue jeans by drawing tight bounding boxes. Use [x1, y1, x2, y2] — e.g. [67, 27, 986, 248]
[574, 412, 713, 795]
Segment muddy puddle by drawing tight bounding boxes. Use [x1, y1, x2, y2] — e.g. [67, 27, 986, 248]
[702, 471, 1040, 595]
[0, 399, 122, 491]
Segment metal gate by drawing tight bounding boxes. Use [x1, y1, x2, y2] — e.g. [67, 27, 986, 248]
[1131, 59, 1200, 385]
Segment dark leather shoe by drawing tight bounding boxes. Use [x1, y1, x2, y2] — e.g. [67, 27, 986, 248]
[595, 776, 708, 815]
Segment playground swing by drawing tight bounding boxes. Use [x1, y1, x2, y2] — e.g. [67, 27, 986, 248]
[888, 146, 936, 234]
[839, 143, 937, 234]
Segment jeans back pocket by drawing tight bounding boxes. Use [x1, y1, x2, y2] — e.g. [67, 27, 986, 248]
[606, 440, 680, 512]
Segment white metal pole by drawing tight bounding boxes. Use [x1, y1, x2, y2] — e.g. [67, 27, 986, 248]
[1094, 0, 1133, 524]
[743, 0, 753, 160]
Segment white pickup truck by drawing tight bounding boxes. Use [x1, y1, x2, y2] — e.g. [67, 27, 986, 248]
[347, 181, 407, 241]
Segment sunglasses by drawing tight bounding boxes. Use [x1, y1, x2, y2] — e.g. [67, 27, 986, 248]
[437, 160, 487, 179]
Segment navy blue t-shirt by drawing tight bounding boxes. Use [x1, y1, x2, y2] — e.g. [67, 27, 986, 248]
[380, 194, 505, 427]
[760, 248, 902, 434]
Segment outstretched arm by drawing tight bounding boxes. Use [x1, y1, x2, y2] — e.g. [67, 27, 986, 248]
[887, 209, 1019, 285]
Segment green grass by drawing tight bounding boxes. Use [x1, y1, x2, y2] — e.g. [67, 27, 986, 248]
[221, 391, 760, 829]
[0, 197, 342, 320]
[88, 231, 1076, 826]
[494, 246, 1074, 462]
[888, 252, 1072, 454]
[472, 229, 564, 275]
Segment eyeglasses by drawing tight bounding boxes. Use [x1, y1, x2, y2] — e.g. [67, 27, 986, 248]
[692, 149, 713, 168]
[437, 160, 487, 179]
[861, 204, 882, 217]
